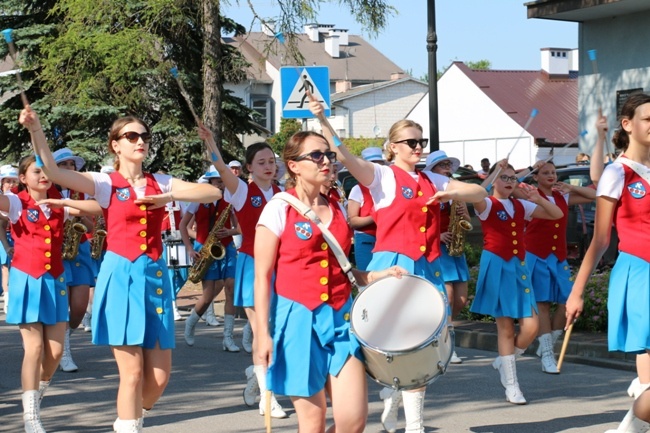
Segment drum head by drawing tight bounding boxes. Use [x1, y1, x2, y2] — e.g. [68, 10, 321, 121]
[351, 274, 446, 352]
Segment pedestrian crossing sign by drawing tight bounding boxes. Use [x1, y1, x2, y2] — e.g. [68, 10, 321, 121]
[280, 66, 331, 119]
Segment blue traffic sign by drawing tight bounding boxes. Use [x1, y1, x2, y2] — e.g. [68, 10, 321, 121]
[280, 66, 331, 119]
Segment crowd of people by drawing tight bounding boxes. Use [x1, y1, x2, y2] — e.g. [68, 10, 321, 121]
[1, 93, 649, 433]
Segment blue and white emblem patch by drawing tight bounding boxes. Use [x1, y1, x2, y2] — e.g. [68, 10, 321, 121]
[496, 210, 508, 221]
[27, 208, 39, 223]
[251, 196, 262, 208]
[401, 186, 414, 199]
[294, 222, 313, 240]
[116, 187, 130, 201]
[627, 181, 646, 199]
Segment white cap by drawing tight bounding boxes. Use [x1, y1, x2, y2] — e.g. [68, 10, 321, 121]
[203, 165, 221, 179]
[0, 164, 18, 180]
[228, 160, 242, 168]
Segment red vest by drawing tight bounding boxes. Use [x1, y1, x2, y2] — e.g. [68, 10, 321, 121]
[357, 185, 377, 237]
[274, 190, 352, 311]
[525, 190, 568, 261]
[11, 186, 65, 279]
[373, 166, 440, 261]
[104, 173, 165, 261]
[615, 165, 650, 261]
[235, 182, 280, 257]
[439, 201, 451, 233]
[195, 200, 233, 247]
[481, 197, 526, 261]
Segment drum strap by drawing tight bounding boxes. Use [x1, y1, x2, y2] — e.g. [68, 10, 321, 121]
[273, 192, 358, 289]
[616, 156, 650, 184]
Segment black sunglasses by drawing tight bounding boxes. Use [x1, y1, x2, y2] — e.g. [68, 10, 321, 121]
[118, 131, 152, 144]
[295, 150, 337, 164]
[393, 138, 429, 149]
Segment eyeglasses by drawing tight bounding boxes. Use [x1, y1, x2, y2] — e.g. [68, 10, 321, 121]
[393, 138, 429, 149]
[295, 150, 337, 164]
[436, 161, 453, 169]
[499, 175, 518, 183]
[118, 131, 152, 144]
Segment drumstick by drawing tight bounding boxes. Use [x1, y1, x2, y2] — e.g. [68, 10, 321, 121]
[556, 322, 574, 372]
[519, 130, 588, 180]
[265, 389, 271, 433]
[588, 49, 614, 158]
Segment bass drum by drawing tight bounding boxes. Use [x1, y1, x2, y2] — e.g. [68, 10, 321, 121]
[350, 274, 453, 390]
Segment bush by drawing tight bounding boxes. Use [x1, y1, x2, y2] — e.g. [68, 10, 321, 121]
[574, 268, 610, 333]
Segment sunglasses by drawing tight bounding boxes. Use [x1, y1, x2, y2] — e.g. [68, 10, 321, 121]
[118, 131, 152, 144]
[295, 150, 337, 164]
[499, 175, 518, 183]
[436, 161, 453, 169]
[394, 138, 429, 149]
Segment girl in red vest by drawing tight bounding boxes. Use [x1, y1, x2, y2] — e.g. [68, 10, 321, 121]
[524, 161, 594, 374]
[0, 155, 69, 432]
[255, 131, 405, 432]
[311, 100, 487, 433]
[20, 107, 222, 433]
[567, 93, 650, 433]
[197, 126, 287, 418]
[471, 161, 562, 405]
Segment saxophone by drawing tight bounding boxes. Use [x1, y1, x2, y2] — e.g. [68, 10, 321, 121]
[90, 214, 107, 260]
[61, 190, 89, 260]
[188, 203, 232, 283]
[447, 200, 473, 257]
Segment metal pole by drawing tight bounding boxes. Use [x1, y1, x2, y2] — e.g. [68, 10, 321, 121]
[427, 0, 439, 152]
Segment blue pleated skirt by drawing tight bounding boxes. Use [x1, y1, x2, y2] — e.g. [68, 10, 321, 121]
[268, 294, 362, 397]
[439, 244, 470, 283]
[470, 251, 538, 319]
[6, 268, 68, 325]
[353, 232, 376, 271]
[191, 240, 237, 281]
[92, 252, 175, 349]
[0, 231, 13, 265]
[367, 252, 446, 295]
[234, 252, 254, 308]
[607, 252, 650, 353]
[526, 252, 572, 304]
[63, 241, 96, 287]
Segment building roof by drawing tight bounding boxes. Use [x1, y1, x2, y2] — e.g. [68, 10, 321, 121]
[224, 32, 404, 84]
[526, 0, 649, 22]
[453, 62, 578, 145]
[331, 77, 427, 102]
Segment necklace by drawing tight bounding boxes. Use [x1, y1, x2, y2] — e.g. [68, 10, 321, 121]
[123, 173, 144, 181]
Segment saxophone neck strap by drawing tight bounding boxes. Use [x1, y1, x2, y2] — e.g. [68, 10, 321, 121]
[272, 192, 358, 289]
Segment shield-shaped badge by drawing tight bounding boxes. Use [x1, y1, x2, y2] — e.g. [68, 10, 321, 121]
[116, 187, 131, 202]
[627, 181, 646, 199]
[251, 196, 262, 208]
[496, 210, 508, 221]
[27, 208, 39, 223]
[294, 222, 313, 240]
[401, 186, 414, 199]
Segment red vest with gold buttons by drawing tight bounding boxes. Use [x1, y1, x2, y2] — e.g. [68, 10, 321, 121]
[11, 186, 65, 278]
[524, 190, 568, 261]
[373, 166, 440, 261]
[274, 190, 352, 311]
[357, 185, 377, 237]
[235, 182, 281, 257]
[481, 197, 526, 261]
[615, 165, 650, 261]
[195, 200, 233, 247]
[104, 173, 165, 261]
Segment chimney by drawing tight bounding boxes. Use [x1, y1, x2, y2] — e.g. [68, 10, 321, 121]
[329, 29, 349, 46]
[335, 80, 352, 93]
[540, 48, 570, 75]
[304, 23, 319, 42]
[261, 20, 276, 37]
[390, 72, 407, 81]
[324, 34, 340, 58]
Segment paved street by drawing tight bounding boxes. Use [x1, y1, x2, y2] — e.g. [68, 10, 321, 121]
[0, 304, 638, 433]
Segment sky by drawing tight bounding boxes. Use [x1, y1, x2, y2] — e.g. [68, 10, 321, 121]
[223, 0, 578, 79]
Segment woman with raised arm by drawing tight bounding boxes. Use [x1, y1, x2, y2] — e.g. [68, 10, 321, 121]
[20, 107, 222, 433]
[566, 93, 650, 433]
[310, 101, 487, 433]
[196, 126, 287, 418]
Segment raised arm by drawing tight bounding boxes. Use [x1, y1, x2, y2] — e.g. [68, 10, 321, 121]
[526, 188, 563, 220]
[197, 125, 240, 195]
[590, 109, 609, 186]
[552, 182, 597, 206]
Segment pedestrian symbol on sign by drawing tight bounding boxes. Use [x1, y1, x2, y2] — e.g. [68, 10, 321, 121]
[280, 66, 331, 119]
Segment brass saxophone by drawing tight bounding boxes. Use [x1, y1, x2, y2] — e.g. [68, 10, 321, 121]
[61, 190, 88, 260]
[90, 214, 107, 260]
[188, 203, 232, 283]
[447, 200, 473, 257]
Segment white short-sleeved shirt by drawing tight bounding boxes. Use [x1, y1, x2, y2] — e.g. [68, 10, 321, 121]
[366, 164, 450, 211]
[3, 191, 70, 223]
[597, 162, 626, 200]
[91, 172, 172, 208]
[476, 197, 537, 221]
[258, 198, 344, 238]
[348, 184, 364, 206]
[224, 178, 276, 212]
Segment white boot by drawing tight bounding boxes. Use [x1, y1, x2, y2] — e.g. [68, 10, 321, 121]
[538, 333, 559, 374]
[536, 329, 562, 357]
[222, 315, 240, 352]
[605, 408, 650, 433]
[38, 381, 50, 403]
[379, 387, 401, 433]
[201, 302, 221, 326]
[172, 301, 183, 321]
[59, 328, 78, 372]
[22, 390, 46, 433]
[3, 289, 8, 314]
[184, 309, 200, 346]
[113, 418, 141, 433]
[255, 365, 287, 419]
[495, 354, 526, 404]
[81, 311, 92, 332]
[241, 320, 253, 354]
[243, 365, 259, 407]
[402, 389, 425, 433]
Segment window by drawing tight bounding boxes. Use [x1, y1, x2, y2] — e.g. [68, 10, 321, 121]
[250, 95, 274, 133]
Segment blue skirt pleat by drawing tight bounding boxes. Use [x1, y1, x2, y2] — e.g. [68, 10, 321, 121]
[63, 241, 96, 286]
[526, 252, 572, 304]
[439, 244, 470, 283]
[6, 268, 68, 325]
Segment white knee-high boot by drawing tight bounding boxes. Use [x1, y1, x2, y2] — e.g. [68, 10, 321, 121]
[222, 314, 240, 352]
[606, 382, 650, 433]
[494, 354, 526, 404]
[183, 309, 200, 346]
[201, 302, 220, 326]
[538, 333, 559, 374]
[22, 390, 46, 433]
[38, 380, 50, 402]
[113, 418, 141, 433]
[402, 389, 425, 433]
[254, 365, 287, 419]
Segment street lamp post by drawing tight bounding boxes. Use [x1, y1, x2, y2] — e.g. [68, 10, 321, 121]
[427, 0, 439, 152]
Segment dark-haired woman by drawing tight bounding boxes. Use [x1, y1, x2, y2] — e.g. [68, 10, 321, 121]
[20, 107, 222, 433]
[567, 93, 650, 433]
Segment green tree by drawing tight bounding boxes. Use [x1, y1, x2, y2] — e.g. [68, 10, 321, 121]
[267, 118, 302, 156]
